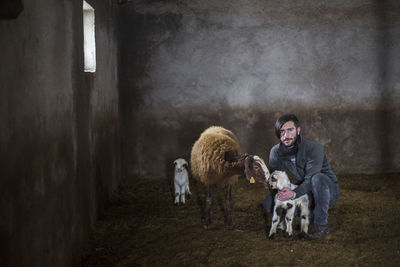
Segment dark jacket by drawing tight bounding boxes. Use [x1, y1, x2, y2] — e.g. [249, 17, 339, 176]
[269, 135, 338, 198]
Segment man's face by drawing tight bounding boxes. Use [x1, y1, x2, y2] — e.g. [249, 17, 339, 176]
[280, 121, 301, 147]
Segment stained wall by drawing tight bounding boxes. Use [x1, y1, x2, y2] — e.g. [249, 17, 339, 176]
[119, 0, 400, 178]
[0, 0, 120, 266]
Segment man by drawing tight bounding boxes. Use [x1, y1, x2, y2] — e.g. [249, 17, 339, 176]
[263, 113, 339, 238]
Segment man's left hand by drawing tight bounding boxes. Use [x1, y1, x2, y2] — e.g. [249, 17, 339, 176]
[277, 187, 296, 201]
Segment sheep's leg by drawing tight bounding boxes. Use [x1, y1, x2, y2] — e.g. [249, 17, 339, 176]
[174, 182, 180, 205]
[269, 207, 281, 239]
[300, 200, 310, 234]
[186, 184, 192, 199]
[203, 184, 216, 229]
[285, 205, 295, 237]
[275, 206, 285, 232]
[180, 186, 186, 204]
[225, 184, 234, 228]
[277, 221, 285, 231]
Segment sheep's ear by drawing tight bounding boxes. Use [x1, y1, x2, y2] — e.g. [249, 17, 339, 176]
[224, 150, 239, 163]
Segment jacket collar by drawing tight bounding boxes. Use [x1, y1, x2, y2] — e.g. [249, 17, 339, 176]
[297, 134, 303, 144]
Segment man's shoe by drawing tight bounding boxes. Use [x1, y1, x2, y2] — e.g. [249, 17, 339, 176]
[308, 223, 328, 239]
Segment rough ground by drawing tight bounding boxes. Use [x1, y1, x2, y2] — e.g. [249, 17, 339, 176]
[82, 173, 400, 266]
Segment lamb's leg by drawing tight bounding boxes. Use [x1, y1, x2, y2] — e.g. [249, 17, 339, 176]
[186, 184, 192, 199]
[275, 206, 285, 232]
[277, 221, 285, 232]
[180, 186, 186, 204]
[269, 207, 281, 239]
[203, 184, 216, 229]
[285, 205, 295, 237]
[300, 200, 310, 234]
[174, 182, 180, 205]
[225, 184, 234, 228]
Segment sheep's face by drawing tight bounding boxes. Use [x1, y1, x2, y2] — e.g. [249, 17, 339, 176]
[244, 155, 270, 186]
[268, 171, 289, 190]
[174, 158, 188, 173]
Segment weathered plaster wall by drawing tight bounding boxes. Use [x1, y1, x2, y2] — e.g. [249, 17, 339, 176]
[0, 0, 120, 266]
[120, 0, 400, 178]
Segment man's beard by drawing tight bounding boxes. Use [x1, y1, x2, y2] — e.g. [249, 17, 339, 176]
[282, 134, 298, 148]
[278, 134, 299, 158]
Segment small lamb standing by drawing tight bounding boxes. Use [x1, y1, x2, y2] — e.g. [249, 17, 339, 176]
[173, 158, 192, 205]
[268, 170, 310, 239]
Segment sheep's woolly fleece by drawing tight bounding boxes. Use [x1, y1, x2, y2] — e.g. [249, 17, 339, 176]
[190, 126, 241, 188]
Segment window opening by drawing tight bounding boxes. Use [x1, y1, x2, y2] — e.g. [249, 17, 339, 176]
[83, 1, 96, 72]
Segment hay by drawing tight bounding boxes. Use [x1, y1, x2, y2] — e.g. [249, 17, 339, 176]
[82, 173, 400, 266]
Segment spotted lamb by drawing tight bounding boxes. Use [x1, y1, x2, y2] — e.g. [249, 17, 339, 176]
[268, 170, 310, 239]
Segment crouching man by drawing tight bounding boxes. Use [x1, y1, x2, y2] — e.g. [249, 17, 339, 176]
[263, 113, 339, 238]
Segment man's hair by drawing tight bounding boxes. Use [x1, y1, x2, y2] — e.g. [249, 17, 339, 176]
[274, 113, 299, 139]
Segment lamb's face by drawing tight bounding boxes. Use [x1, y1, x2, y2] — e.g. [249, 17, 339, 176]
[268, 171, 289, 190]
[174, 158, 188, 172]
[244, 155, 270, 186]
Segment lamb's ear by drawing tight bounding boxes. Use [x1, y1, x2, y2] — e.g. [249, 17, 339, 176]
[277, 177, 285, 190]
[276, 172, 288, 190]
[224, 150, 239, 163]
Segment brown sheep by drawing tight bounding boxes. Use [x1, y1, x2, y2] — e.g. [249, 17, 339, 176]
[190, 126, 270, 229]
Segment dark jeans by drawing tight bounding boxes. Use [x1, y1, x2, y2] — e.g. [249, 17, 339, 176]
[262, 173, 339, 225]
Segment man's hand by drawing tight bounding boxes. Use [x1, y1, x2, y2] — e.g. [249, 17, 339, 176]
[277, 187, 296, 201]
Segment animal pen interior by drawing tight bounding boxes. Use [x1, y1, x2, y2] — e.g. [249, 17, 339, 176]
[1, 0, 399, 266]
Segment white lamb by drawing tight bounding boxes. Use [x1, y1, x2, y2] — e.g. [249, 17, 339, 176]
[268, 170, 310, 239]
[173, 158, 191, 205]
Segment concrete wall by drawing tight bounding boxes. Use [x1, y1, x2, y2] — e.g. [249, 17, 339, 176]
[0, 0, 120, 266]
[120, 0, 400, 178]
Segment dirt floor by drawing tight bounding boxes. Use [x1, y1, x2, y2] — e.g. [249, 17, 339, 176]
[82, 173, 400, 266]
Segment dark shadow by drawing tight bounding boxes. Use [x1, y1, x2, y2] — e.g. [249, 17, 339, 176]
[118, 5, 184, 179]
[375, 0, 393, 171]
[0, 0, 23, 19]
